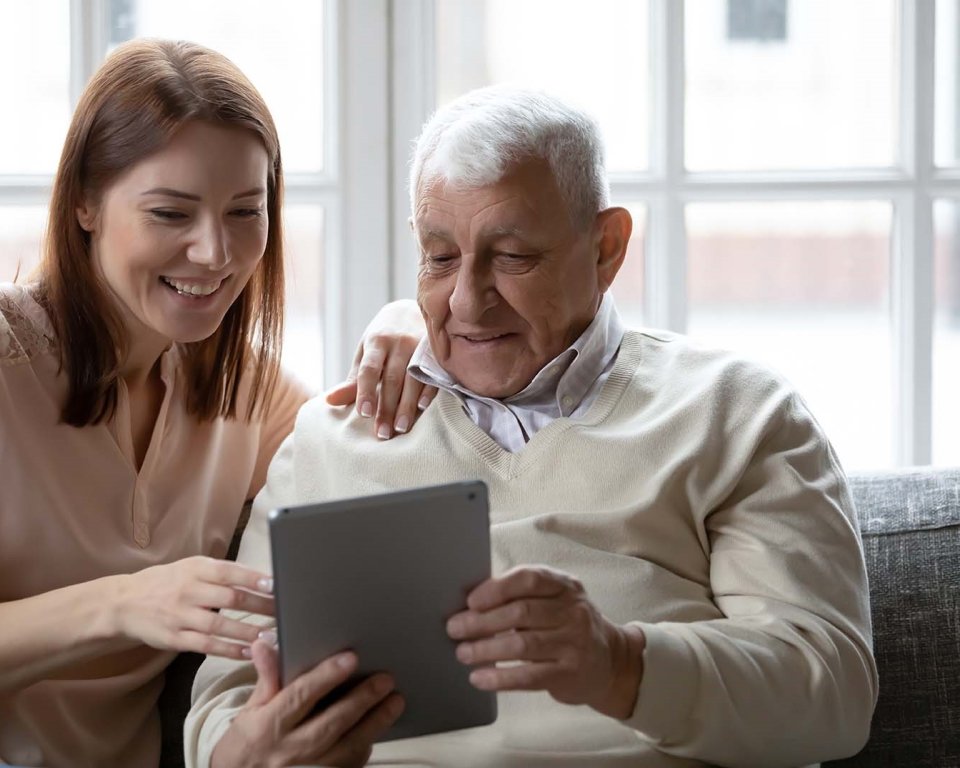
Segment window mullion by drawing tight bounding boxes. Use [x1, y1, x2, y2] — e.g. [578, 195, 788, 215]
[894, 0, 935, 466]
[646, 0, 687, 333]
[389, 0, 435, 302]
[69, 0, 109, 109]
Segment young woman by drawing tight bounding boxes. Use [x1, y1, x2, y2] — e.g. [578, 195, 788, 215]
[0, 39, 428, 768]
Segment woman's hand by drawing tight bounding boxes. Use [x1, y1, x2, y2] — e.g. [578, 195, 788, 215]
[110, 556, 275, 659]
[446, 565, 646, 720]
[211, 641, 404, 768]
[325, 299, 437, 440]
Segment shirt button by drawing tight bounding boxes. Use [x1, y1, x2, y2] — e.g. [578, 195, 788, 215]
[561, 395, 574, 408]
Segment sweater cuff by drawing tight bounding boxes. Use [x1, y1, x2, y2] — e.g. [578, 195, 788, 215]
[623, 622, 700, 742]
[186, 687, 252, 768]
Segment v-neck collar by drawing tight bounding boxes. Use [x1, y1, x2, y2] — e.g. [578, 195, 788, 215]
[436, 332, 644, 479]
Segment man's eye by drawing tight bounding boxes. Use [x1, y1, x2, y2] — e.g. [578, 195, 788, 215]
[429, 254, 456, 265]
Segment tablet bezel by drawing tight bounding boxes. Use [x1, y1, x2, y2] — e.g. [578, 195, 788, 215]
[268, 480, 496, 742]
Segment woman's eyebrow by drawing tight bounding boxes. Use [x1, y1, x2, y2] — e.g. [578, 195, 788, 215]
[141, 187, 200, 200]
[139, 186, 266, 200]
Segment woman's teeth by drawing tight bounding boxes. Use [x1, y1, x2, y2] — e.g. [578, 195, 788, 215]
[161, 277, 222, 297]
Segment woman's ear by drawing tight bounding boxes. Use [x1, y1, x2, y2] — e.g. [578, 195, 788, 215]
[76, 201, 99, 233]
[593, 207, 633, 293]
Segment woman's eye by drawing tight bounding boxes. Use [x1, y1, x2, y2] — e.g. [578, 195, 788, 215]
[150, 209, 187, 221]
[231, 208, 263, 219]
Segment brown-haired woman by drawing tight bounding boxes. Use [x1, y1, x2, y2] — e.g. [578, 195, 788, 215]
[0, 39, 429, 767]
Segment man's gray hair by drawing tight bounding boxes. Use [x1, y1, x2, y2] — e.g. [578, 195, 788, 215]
[410, 85, 610, 229]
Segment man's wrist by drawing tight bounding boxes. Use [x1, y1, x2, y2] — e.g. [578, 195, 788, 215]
[598, 624, 646, 719]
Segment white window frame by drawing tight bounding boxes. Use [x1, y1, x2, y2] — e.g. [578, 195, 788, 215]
[385, 0, 960, 468]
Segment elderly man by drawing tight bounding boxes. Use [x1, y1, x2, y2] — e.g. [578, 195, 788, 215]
[186, 87, 877, 768]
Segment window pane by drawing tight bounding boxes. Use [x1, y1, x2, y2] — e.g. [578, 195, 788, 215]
[0, 207, 47, 283]
[0, 2, 70, 174]
[283, 205, 325, 388]
[934, 199, 960, 465]
[609, 203, 647, 328]
[686, 0, 898, 171]
[686, 201, 893, 469]
[434, 0, 650, 173]
[935, 0, 960, 167]
[109, 0, 325, 174]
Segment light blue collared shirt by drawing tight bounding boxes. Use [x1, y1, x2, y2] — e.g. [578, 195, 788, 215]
[408, 294, 625, 452]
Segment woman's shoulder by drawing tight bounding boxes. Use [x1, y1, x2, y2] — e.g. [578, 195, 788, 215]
[0, 282, 56, 367]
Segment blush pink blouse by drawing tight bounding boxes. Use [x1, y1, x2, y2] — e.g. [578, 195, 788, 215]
[0, 282, 310, 768]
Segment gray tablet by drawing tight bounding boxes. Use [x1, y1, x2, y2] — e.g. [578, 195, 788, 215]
[268, 480, 497, 742]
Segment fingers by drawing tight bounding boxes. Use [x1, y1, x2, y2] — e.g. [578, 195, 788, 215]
[373, 350, 408, 440]
[456, 628, 568, 666]
[173, 629, 251, 660]
[293, 672, 398, 757]
[314, 693, 405, 766]
[264, 651, 360, 733]
[248, 639, 282, 706]
[388, 373, 426, 437]
[466, 566, 582, 612]
[324, 379, 359, 407]
[354, 344, 388, 421]
[192, 557, 274, 595]
[447, 597, 565, 640]
[192, 583, 275, 618]
[468, 660, 559, 692]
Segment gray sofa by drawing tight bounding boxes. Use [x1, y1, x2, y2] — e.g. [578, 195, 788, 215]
[158, 467, 960, 767]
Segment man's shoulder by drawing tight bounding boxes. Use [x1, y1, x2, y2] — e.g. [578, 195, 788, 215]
[624, 328, 797, 402]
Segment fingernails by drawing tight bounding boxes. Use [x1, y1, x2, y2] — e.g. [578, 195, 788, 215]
[456, 643, 472, 663]
[394, 416, 409, 434]
[446, 617, 464, 638]
[336, 652, 357, 670]
[377, 423, 392, 440]
[360, 401, 373, 418]
[256, 577, 273, 593]
[241, 646, 252, 659]
[417, 396, 431, 411]
[258, 629, 278, 646]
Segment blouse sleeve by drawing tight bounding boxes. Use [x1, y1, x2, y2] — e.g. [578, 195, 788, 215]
[246, 370, 312, 501]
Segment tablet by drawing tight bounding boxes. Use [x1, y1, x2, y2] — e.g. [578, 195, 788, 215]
[268, 480, 497, 742]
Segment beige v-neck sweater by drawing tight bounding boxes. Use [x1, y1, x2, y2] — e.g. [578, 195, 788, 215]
[187, 330, 877, 768]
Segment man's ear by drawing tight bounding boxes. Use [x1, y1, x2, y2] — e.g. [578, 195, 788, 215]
[593, 207, 632, 293]
[76, 200, 99, 233]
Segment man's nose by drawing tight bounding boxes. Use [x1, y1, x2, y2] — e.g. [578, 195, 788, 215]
[186, 219, 230, 271]
[448, 260, 497, 323]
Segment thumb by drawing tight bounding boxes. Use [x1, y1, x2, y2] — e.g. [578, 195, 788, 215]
[324, 378, 358, 406]
[247, 639, 281, 706]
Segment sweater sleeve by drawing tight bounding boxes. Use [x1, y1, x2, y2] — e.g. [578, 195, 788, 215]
[624, 391, 878, 767]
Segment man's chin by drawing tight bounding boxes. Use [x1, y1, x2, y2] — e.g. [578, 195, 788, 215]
[452, 370, 530, 400]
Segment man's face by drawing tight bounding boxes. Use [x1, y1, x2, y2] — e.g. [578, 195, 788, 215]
[414, 159, 604, 399]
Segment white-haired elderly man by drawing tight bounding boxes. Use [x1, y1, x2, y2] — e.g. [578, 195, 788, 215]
[186, 87, 877, 768]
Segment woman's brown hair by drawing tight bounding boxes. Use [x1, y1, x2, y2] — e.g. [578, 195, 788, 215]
[38, 38, 284, 426]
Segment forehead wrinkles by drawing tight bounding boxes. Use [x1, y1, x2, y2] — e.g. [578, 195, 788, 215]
[416, 192, 536, 245]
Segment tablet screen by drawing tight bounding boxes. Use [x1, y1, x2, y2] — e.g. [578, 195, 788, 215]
[268, 480, 497, 742]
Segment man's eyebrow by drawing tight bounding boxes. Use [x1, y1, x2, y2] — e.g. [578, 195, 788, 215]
[140, 187, 266, 201]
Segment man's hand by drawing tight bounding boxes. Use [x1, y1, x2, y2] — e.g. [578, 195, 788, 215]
[211, 641, 405, 768]
[446, 565, 646, 720]
[325, 299, 437, 440]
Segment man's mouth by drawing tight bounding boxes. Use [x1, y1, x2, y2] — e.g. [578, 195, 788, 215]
[159, 276, 225, 298]
[455, 332, 513, 344]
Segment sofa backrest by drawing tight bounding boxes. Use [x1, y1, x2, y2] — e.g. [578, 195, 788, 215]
[825, 467, 960, 767]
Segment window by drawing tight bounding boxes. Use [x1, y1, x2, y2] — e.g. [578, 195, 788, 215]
[3, 1, 959, 469]
[727, 0, 789, 42]
[0, 0, 335, 387]
[391, 0, 960, 470]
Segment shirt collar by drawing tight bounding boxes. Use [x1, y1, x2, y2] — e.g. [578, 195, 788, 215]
[409, 293, 624, 414]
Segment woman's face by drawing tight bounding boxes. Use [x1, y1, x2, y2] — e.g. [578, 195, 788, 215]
[77, 121, 271, 348]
